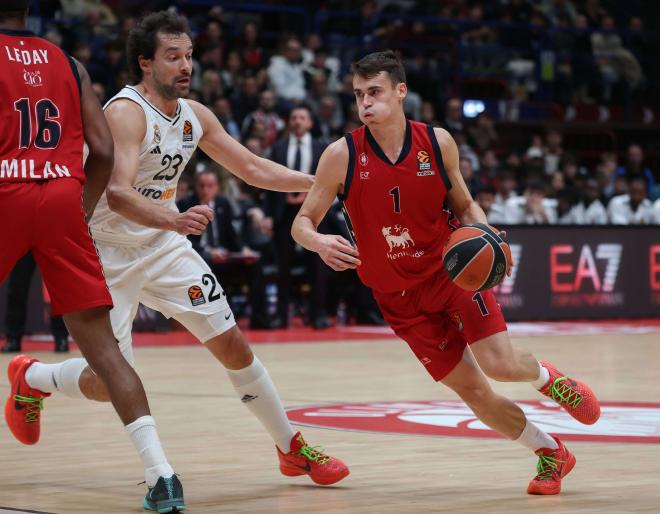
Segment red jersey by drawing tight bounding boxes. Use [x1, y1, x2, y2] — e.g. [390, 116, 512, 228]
[340, 120, 455, 293]
[0, 29, 84, 183]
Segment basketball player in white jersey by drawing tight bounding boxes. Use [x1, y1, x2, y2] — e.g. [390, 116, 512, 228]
[19, 11, 348, 512]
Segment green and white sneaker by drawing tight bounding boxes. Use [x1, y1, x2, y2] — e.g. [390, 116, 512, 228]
[143, 475, 185, 513]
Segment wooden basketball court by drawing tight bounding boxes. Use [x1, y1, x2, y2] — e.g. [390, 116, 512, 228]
[1, 324, 658, 513]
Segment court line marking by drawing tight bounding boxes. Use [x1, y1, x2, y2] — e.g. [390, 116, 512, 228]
[0, 508, 56, 514]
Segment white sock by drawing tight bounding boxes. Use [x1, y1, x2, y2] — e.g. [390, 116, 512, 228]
[225, 356, 295, 452]
[25, 359, 88, 399]
[531, 361, 551, 390]
[515, 419, 558, 452]
[125, 415, 174, 487]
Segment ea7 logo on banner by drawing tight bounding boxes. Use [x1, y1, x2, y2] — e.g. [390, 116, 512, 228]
[551, 243, 623, 308]
[551, 244, 622, 292]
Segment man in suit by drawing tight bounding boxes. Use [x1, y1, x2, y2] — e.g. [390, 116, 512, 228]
[2, 253, 69, 353]
[179, 170, 272, 329]
[266, 106, 331, 329]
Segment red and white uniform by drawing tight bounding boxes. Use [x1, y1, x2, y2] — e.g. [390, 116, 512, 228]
[0, 28, 111, 315]
[341, 120, 506, 380]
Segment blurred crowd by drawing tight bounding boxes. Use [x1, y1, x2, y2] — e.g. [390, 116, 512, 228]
[20, 0, 660, 329]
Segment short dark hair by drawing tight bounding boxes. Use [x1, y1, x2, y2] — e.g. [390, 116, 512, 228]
[351, 50, 406, 86]
[475, 184, 496, 196]
[126, 11, 192, 82]
[290, 103, 313, 117]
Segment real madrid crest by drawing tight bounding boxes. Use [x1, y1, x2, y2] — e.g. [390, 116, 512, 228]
[153, 124, 161, 145]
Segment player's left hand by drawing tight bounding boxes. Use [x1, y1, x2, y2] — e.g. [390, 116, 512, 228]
[488, 224, 514, 276]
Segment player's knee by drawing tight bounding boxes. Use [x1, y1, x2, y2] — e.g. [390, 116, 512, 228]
[206, 327, 254, 369]
[454, 383, 493, 409]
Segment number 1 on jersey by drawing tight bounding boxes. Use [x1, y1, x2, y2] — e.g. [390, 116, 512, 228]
[389, 186, 401, 213]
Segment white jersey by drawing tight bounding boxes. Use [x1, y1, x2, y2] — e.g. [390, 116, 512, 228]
[90, 85, 203, 245]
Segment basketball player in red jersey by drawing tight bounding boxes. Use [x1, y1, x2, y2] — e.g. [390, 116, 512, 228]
[0, 2, 185, 510]
[293, 51, 601, 495]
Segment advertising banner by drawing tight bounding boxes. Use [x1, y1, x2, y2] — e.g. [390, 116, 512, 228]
[493, 226, 660, 320]
[1, 226, 658, 334]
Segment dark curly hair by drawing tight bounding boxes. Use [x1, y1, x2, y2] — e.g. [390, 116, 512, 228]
[126, 11, 192, 82]
[351, 50, 406, 86]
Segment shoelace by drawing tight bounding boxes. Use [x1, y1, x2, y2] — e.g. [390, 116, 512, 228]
[298, 444, 330, 465]
[13, 394, 44, 423]
[549, 376, 583, 409]
[534, 453, 563, 481]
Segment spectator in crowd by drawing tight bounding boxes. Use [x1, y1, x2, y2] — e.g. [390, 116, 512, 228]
[467, 112, 498, 152]
[480, 150, 500, 185]
[212, 98, 241, 140]
[235, 179, 275, 265]
[200, 69, 224, 106]
[475, 185, 507, 225]
[219, 50, 243, 97]
[560, 178, 608, 224]
[267, 35, 306, 104]
[544, 128, 564, 174]
[315, 95, 343, 145]
[239, 22, 264, 70]
[494, 169, 519, 210]
[2, 253, 69, 353]
[614, 144, 655, 197]
[60, 0, 117, 25]
[302, 34, 342, 93]
[179, 170, 273, 329]
[654, 198, 660, 224]
[607, 177, 656, 224]
[265, 106, 330, 329]
[419, 101, 439, 126]
[596, 152, 618, 198]
[196, 19, 225, 57]
[591, 16, 643, 95]
[550, 171, 566, 198]
[444, 98, 464, 132]
[505, 181, 558, 224]
[459, 157, 480, 194]
[231, 75, 261, 123]
[454, 131, 479, 173]
[176, 174, 193, 204]
[241, 89, 285, 148]
[306, 70, 344, 132]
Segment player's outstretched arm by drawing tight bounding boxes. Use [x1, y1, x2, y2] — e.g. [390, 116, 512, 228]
[76, 60, 114, 221]
[434, 127, 488, 226]
[104, 100, 213, 236]
[188, 100, 314, 193]
[292, 139, 361, 271]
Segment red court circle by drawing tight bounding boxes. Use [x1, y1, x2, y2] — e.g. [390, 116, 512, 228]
[287, 400, 660, 444]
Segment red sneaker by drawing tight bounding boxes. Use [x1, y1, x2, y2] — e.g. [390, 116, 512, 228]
[527, 437, 576, 495]
[4, 355, 50, 445]
[538, 361, 600, 425]
[277, 432, 349, 485]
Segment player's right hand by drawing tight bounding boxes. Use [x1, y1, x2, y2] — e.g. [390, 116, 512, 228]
[316, 234, 361, 271]
[175, 205, 214, 236]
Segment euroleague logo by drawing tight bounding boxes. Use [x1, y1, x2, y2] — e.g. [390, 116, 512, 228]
[287, 400, 660, 444]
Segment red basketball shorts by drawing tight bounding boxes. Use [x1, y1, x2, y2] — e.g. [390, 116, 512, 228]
[373, 270, 507, 381]
[0, 179, 112, 316]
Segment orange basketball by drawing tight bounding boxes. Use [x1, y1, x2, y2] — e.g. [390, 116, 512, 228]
[442, 223, 512, 291]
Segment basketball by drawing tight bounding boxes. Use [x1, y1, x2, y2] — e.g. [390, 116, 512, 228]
[442, 223, 512, 291]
